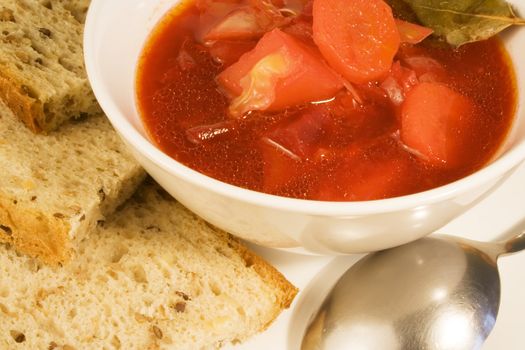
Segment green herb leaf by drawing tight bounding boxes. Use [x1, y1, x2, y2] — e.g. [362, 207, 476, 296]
[399, 0, 525, 46]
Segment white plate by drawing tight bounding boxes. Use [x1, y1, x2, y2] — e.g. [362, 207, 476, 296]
[229, 160, 525, 350]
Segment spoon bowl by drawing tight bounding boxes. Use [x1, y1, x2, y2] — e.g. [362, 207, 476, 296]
[301, 233, 525, 350]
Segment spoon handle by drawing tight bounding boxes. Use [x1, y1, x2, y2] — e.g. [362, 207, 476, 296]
[503, 232, 525, 255]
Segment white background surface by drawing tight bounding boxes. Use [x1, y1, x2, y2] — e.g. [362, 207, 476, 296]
[231, 161, 525, 350]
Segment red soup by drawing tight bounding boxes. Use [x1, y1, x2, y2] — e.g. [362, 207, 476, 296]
[136, 0, 517, 201]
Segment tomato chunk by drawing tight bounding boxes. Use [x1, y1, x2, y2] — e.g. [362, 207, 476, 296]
[217, 29, 344, 117]
[312, 0, 400, 84]
[395, 19, 433, 44]
[208, 40, 257, 67]
[401, 83, 475, 167]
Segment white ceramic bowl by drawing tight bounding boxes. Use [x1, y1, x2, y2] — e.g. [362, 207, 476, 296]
[84, 0, 525, 254]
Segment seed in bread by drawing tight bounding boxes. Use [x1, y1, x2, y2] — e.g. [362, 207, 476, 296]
[0, 0, 98, 132]
[0, 100, 146, 265]
[0, 181, 298, 349]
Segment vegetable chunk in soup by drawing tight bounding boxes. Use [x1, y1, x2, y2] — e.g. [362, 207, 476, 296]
[136, 0, 517, 201]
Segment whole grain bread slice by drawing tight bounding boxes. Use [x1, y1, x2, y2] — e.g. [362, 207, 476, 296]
[0, 100, 146, 265]
[0, 181, 298, 349]
[52, 0, 91, 23]
[0, 0, 98, 132]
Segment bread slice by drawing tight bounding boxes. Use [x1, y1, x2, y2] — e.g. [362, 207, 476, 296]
[53, 0, 91, 23]
[0, 0, 99, 132]
[0, 100, 146, 265]
[0, 181, 298, 349]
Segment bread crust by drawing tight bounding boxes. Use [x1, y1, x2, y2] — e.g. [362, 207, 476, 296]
[0, 102, 147, 265]
[0, 0, 100, 133]
[0, 69, 44, 133]
[198, 218, 299, 334]
[235, 238, 299, 331]
[0, 195, 70, 264]
[0, 182, 298, 349]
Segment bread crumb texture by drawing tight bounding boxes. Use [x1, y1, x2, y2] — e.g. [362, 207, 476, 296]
[53, 0, 90, 23]
[0, 0, 99, 132]
[0, 101, 146, 264]
[0, 182, 298, 349]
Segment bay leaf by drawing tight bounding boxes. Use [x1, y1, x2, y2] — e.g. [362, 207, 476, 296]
[400, 0, 525, 46]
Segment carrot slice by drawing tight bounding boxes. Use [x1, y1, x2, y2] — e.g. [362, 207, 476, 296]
[312, 0, 400, 84]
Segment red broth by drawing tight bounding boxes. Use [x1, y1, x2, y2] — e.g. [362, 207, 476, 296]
[136, 0, 517, 201]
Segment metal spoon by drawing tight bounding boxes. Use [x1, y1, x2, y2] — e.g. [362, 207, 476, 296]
[301, 232, 525, 350]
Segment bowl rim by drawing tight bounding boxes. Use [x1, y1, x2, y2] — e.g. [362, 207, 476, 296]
[84, 0, 525, 217]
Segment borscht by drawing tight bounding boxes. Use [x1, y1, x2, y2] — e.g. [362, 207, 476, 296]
[136, 0, 518, 201]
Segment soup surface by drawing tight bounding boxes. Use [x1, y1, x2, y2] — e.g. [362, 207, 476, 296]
[136, 0, 516, 201]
